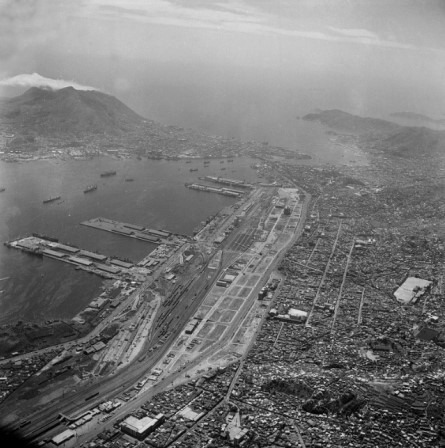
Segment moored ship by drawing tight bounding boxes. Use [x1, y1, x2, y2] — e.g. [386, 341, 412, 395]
[100, 170, 117, 177]
[43, 196, 61, 204]
[84, 184, 98, 193]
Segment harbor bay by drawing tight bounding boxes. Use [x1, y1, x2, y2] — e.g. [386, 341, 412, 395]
[0, 156, 259, 324]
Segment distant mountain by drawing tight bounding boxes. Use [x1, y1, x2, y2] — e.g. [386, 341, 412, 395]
[0, 86, 146, 137]
[390, 111, 445, 127]
[303, 109, 444, 158]
[303, 109, 401, 136]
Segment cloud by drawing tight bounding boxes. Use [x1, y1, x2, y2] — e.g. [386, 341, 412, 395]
[328, 26, 380, 41]
[0, 0, 76, 61]
[87, 0, 432, 52]
[0, 73, 98, 91]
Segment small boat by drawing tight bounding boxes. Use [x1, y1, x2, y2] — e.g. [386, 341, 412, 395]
[125, 178, 134, 182]
[190, 168, 198, 172]
[0, 188, 5, 193]
[84, 184, 97, 193]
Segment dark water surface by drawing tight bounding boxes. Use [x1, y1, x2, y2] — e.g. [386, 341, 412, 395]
[0, 157, 259, 324]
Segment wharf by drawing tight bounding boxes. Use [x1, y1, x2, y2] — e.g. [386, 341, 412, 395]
[80, 217, 187, 245]
[4, 236, 142, 280]
[185, 183, 244, 197]
[199, 175, 254, 189]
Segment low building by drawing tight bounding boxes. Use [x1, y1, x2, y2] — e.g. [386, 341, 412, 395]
[223, 273, 237, 283]
[121, 413, 164, 440]
[178, 406, 205, 421]
[288, 308, 308, 322]
[185, 318, 200, 334]
[214, 235, 225, 245]
[51, 429, 75, 446]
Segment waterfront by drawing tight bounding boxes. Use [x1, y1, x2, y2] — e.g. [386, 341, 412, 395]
[0, 157, 259, 324]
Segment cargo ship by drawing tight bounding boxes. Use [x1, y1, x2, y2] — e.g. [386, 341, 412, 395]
[43, 196, 61, 204]
[100, 170, 117, 177]
[84, 184, 97, 193]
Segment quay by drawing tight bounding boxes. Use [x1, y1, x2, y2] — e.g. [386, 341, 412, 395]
[185, 182, 244, 197]
[80, 218, 188, 245]
[4, 236, 142, 280]
[199, 175, 254, 189]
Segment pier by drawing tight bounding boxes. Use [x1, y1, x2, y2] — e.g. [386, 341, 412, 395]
[80, 217, 188, 245]
[4, 236, 145, 280]
[185, 182, 244, 197]
[200, 175, 254, 189]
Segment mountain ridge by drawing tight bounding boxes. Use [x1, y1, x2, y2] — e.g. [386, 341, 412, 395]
[0, 86, 146, 137]
[303, 109, 445, 158]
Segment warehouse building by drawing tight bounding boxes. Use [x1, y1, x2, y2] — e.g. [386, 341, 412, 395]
[121, 413, 165, 439]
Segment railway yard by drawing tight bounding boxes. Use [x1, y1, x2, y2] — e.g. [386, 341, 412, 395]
[1, 145, 445, 447]
[0, 176, 307, 447]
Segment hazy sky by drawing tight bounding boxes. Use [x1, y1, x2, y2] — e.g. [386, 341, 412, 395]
[1, 0, 445, 138]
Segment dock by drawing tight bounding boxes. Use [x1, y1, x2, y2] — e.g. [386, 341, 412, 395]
[80, 217, 188, 245]
[185, 183, 244, 197]
[4, 236, 144, 280]
[200, 176, 254, 189]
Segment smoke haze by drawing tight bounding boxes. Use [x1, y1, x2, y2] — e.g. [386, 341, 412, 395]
[0, 73, 98, 92]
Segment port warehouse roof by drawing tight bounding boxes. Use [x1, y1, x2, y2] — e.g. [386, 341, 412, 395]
[133, 232, 159, 242]
[121, 221, 170, 237]
[79, 249, 107, 261]
[43, 248, 66, 258]
[69, 256, 93, 266]
[111, 225, 169, 239]
[188, 183, 244, 195]
[204, 175, 246, 185]
[96, 263, 120, 274]
[51, 242, 79, 253]
[110, 258, 133, 268]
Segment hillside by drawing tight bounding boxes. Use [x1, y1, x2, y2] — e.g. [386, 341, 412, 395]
[380, 126, 444, 157]
[303, 109, 445, 158]
[0, 86, 146, 137]
[303, 109, 401, 136]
